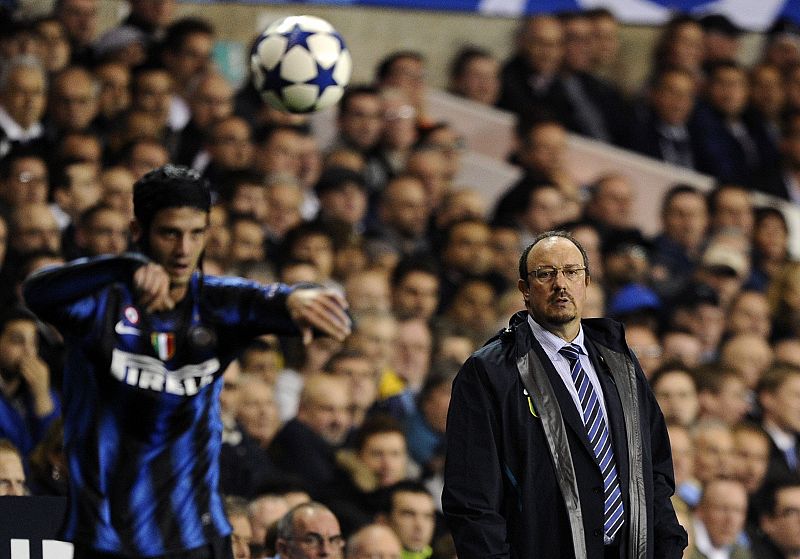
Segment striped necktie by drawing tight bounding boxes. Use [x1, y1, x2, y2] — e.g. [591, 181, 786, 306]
[559, 343, 625, 542]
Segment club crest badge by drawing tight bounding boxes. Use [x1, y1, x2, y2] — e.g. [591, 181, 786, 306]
[151, 332, 176, 361]
[124, 306, 139, 324]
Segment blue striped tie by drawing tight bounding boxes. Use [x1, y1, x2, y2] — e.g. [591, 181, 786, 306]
[559, 344, 625, 542]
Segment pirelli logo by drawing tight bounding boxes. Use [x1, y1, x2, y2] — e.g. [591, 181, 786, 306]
[110, 349, 220, 396]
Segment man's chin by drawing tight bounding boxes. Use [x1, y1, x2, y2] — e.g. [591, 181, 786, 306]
[543, 312, 577, 326]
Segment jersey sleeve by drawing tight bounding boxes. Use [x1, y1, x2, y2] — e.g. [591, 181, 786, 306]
[200, 275, 301, 337]
[22, 254, 148, 332]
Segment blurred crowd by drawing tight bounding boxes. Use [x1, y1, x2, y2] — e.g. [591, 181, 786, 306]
[1, 1, 800, 558]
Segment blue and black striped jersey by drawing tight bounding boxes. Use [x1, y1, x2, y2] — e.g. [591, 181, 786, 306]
[23, 255, 299, 557]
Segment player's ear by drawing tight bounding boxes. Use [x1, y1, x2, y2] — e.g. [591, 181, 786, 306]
[517, 278, 529, 302]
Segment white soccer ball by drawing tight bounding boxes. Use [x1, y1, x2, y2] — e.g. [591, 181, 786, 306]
[250, 15, 353, 114]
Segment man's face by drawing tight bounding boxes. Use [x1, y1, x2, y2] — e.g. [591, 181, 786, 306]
[663, 192, 708, 251]
[0, 450, 26, 496]
[12, 204, 61, 255]
[388, 491, 435, 553]
[299, 379, 351, 446]
[693, 426, 735, 483]
[265, 183, 302, 238]
[80, 208, 129, 257]
[708, 67, 749, 117]
[62, 162, 102, 217]
[592, 177, 633, 228]
[520, 17, 564, 75]
[653, 370, 698, 427]
[127, 143, 170, 180]
[209, 119, 253, 170]
[141, 207, 208, 289]
[51, 69, 98, 132]
[393, 320, 432, 388]
[521, 187, 564, 236]
[762, 375, 800, 432]
[519, 123, 567, 176]
[0, 319, 37, 381]
[697, 480, 748, 548]
[727, 291, 770, 338]
[761, 487, 800, 553]
[229, 513, 252, 559]
[382, 177, 429, 237]
[236, 380, 279, 446]
[734, 430, 770, 494]
[190, 74, 233, 130]
[134, 70, 173, 125]
[652, 71, 696, 125]
[229, 220, 265, 264]
[443, 221, 492, 275]
[393, 271, 439, 321]
[2, 157, 48, 206]
[95, 63, 131, 119]
[319, 182, 367, 226]
[258, 130, 304, 178]
[359, 432, 408, 487]
[329, 356, 377, 412]
[519, 236, 588, 338]
[170, 32, 213, 83]
[339, 94, 383, 151]
[1, 66, 46, 128]
[279, 508, 344, 559]
[453, 55, 499, 105]
[130, 0, 176, 27]
[713, 188, 753, 235]
[58, 0, 98, 47]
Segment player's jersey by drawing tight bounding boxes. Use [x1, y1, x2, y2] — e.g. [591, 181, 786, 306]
[23, 255, 298, 557]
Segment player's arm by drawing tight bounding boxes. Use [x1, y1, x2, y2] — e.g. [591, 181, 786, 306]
[204, 278, 351, 342]
[22, 253, 150, 323]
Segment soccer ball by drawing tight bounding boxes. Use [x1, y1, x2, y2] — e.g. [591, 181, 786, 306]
[250, 15, 353, 114]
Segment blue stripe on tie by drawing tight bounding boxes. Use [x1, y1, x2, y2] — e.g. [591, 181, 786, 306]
[559, 343, 625, 541]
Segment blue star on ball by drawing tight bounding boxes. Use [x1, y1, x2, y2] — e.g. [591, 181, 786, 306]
[283, 24, 316, 51]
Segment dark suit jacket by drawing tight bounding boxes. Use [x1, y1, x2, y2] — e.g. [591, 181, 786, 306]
[268, 418, 339, 500]
[443, 313, 686, 559]
[763, 434, 800, 486]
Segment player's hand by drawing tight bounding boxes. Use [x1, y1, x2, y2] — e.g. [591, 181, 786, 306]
[134, 263, 175, 312]
[19, 354, 54, 416]
[286, 287, 351, 344]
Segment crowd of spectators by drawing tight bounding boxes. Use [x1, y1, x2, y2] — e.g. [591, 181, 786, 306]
[1, 0, 800, 558]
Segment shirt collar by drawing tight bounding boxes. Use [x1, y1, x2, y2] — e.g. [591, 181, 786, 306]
[527, 313, 586, 356]
[0, 105, 42, 141]
[692, 517, 733, 559]
[764, 421, 797, 453]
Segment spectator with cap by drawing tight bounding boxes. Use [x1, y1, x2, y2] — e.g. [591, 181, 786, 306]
[93, 25, 148, 67]
[695, 239, 750, 309]
[607, 283, 662, 329]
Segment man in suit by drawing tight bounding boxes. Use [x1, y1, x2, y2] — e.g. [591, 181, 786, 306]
[758, 363, 800, 486]
[443, 231, 687, 559]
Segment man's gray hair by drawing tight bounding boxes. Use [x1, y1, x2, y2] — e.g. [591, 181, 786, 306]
[0, 55, 46, 94]
[275, 501, 334, 541]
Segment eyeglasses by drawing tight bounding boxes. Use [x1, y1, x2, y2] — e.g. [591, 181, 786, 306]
[287, 533, 346, 550]
[528, 266, 586, 284]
